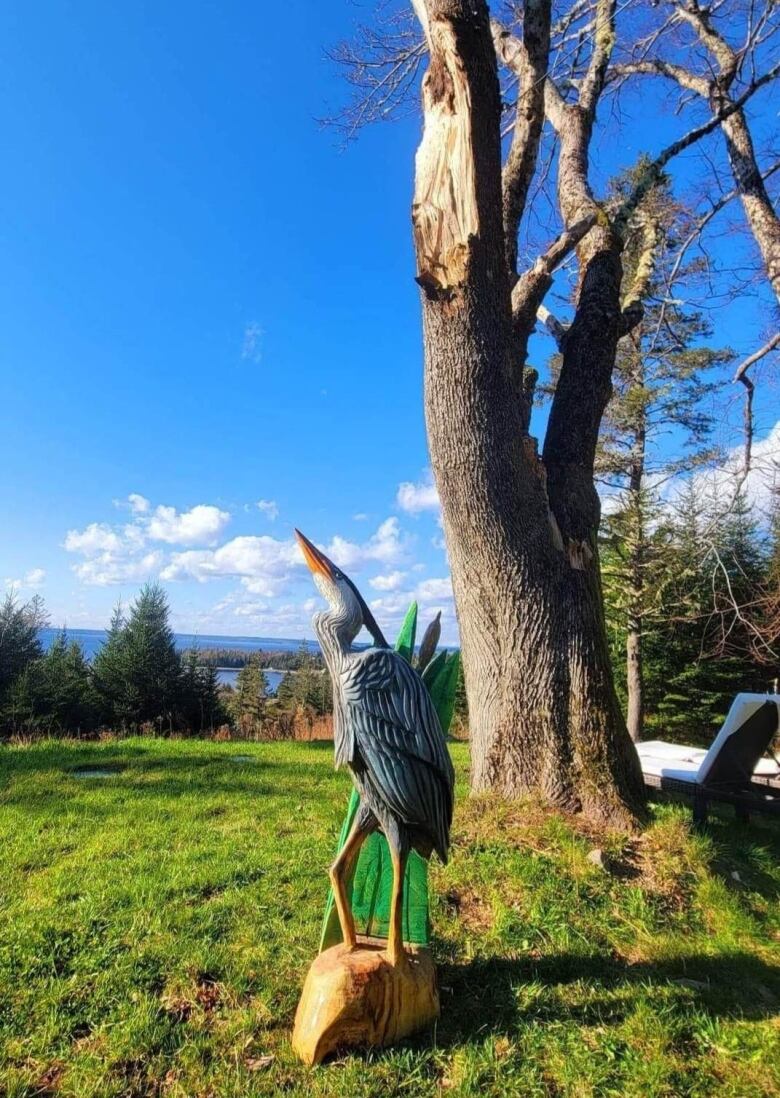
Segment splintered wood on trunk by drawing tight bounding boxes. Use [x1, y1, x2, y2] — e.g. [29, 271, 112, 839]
[411, 0, 644, 827]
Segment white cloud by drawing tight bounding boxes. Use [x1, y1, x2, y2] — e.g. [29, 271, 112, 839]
[416, 576, 453, 601]
[64, 496, 232, 586]
[161, 518, 407, 598]
[4, 568, 46, 589]
[368, 574, 457, 644]
[257, 499, 279, 521]
[694, 419, 780, 515]
[72, 550, 164, 587]
[325, 517, 408, 571]
[161, 534, 300, 595]
[397, 471, 440, 515]
[146, 504, 229, 546]
[370, 570, 407, 591]
[64, 523, 122, 555]
[610, 419, 780, 521]
[353, 512, 369, 522]
[127, 493, 150, 514]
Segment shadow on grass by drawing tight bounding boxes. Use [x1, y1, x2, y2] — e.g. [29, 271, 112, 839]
[433, 948, 780, 1044]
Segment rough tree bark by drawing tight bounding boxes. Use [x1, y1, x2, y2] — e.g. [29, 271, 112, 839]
[410, 0, 645, 826]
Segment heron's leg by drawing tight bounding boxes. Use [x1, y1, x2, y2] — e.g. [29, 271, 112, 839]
[387, 846, 409, 970]
[329, 816, 367, 951]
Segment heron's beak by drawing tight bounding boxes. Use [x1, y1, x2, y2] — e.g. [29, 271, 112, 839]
[295, 529, 336, 580]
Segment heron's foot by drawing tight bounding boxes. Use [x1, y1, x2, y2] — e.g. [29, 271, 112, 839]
[385, 943, 411, 972]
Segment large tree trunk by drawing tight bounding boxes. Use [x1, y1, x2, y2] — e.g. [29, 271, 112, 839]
[412, 0, 645, 827]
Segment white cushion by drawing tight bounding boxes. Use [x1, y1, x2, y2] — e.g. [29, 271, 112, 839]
[637, 695, 780, 784]
[697, 694, 780, 784]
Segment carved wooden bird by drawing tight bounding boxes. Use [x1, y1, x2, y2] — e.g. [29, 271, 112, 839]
[295, 529, 454, 968]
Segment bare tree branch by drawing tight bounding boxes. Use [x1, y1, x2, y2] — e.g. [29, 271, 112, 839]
[612, 60, 780, 235]
[732, 332, 780, 474]
[491, 3, 552, 279]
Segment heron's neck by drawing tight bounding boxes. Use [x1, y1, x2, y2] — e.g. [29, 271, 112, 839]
[315, 607, 360, 671]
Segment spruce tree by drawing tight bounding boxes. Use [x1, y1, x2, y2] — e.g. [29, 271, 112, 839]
[0, 592, 47, 700]
[598, 173, 731, 740]
[6, 631, 97, 736]
[180, 649, 224, 734]
[93, 585, 181, 732]
[649, 486, 770, 740]
[228, 654, 268, 735]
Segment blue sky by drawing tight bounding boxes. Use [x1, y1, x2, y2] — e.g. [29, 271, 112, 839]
[0, 1, 777, 644]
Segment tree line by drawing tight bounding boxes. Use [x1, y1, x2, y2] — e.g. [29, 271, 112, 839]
[191, 647, 324, 671]
[0, 585, 333, 740]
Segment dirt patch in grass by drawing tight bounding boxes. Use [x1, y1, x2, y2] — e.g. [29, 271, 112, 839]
[32, 1060, 65, 1096]
[162, 974, 223, 1024]
[442, 887, 494, 933]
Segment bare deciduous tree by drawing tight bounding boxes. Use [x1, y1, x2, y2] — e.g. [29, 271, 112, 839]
[329, 0, 779, 826]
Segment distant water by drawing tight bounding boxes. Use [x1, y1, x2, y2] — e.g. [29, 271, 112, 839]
[39, 628, 320, 660]
[38, 628, 319, 696]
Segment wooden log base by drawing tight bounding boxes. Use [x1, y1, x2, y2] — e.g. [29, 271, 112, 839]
[292, 938, 439, 1065]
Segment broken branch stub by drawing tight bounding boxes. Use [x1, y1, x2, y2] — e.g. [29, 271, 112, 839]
[412, 13, 479, 298]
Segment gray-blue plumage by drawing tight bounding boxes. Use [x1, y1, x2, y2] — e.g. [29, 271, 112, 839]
[336, 646, 454, 863]
[294, 526, 455, 963]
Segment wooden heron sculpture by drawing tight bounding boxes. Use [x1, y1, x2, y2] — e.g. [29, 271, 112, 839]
[295, 529, 455, 970]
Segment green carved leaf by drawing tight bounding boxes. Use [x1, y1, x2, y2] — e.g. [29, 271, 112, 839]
[394, 601, 418, 665]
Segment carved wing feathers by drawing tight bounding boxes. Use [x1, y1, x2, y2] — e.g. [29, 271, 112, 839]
[340, 649, 455, 861]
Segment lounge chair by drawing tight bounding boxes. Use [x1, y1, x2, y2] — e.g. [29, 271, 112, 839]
[636, 693, 780, 823]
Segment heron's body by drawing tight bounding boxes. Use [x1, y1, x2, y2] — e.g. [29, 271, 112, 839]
[297, 529, 455, 968]
[316, 631, 454, 864]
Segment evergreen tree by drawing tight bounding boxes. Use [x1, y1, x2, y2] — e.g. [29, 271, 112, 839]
[0, 592, 47, 700]
[180, 649, 224, 733]
[4, 631, 97, 735]
[645, 486, 771, 740]
[275, 644, 332, 716]
[598, 172, 732, 740]
[92, 603, 133, 727]
[227, 654, 269, 734]
[92, 585, 181, 732]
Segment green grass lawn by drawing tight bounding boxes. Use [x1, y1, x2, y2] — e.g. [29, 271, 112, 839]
[1, 738, 778, 1097]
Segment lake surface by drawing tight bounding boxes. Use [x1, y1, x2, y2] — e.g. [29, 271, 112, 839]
[38, 628, 317, 695]
[215, 667, 285, 692]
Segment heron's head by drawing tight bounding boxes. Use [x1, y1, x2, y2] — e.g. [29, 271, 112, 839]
[294, 529, 387, 647]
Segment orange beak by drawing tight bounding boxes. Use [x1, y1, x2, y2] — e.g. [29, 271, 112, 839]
[294, 529, 336, 580]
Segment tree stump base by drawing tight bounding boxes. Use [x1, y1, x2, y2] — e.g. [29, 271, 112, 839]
[292, 938, 439, 1065]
